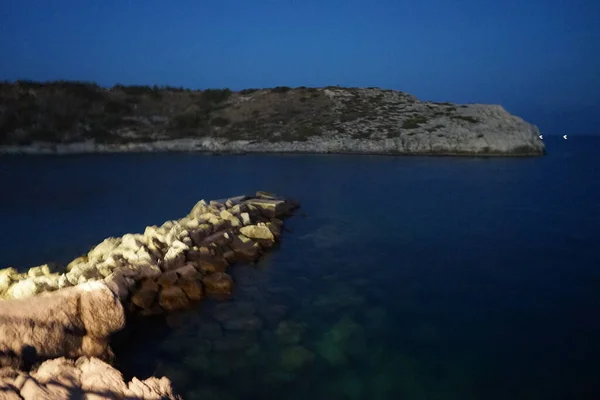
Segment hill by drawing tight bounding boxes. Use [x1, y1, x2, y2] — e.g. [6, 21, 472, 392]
[0, 81, 544, 156]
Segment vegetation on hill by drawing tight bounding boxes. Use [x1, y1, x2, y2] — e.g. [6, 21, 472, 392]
[0, 80, 482, 145]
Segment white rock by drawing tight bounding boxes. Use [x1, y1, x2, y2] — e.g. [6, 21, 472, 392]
[7, 278, 41, 299]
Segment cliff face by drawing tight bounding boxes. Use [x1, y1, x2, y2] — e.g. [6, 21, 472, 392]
[0, 81, 544, 156]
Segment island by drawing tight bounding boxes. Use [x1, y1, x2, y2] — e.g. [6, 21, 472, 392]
[0, 81, 545, 156]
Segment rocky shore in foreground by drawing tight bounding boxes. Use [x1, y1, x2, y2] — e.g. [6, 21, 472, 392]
[0, 81, 545, 156]
[0, 192, 299, 399]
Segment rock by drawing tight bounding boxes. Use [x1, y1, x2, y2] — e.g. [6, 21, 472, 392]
[220, 209, 242, 227]
[104, 271, 135, 300]
[258, 304, 289, 327]
[163, 247, 186, 271]
[158, 286, 190, 311]
[313, 284, 366, 311]
[27, 263, 58, 278]
[6, 278, 41, 299]
[178, 278, 203, 301]
[240, 212, 252, 225]
[131, 279, 159, 310]
[127, 376, 181, 400]
[222, 314, 263, 331]
[194, 257, 229, 274]
[280, 345, 315, 370]
[31, 274, 60, 292]
[212, 332, 257, 352]
[0, 268, 19, 295]
[212, 219, 231, 232]
[87, 237, 121, 262]
[0, 356, 182, 400]
[157, 271, 179, 287]
[189, 224, 212, 246]
[119, 262, 162, 280]
[66, 262, 104, 286]
[202, 231, 233, 247]
[256, 190, 280, 200]
[222, 248, 237, 263]
[239, 224, 275, 241]
[229, 235, 261, 262]
[275, 320, 306, 344]
[189, 199, 209, 218]
[245, 198, 289, 218]
[266, 221, 282, 238]
[197, 321, 223, 340]
[121, 233, 144, 250]
[0, 281, 125, 363]
[65, 257, 86, 273]
[182, 353, 210, 372]
[316, 314, 364, 366]
[211, 301, 256, 323]
[172, 264, 200, 280]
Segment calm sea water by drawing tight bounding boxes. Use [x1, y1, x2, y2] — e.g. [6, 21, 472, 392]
[1, 136, 599, 399]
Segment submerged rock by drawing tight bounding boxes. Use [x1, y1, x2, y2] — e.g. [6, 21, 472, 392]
[222, 314, 263, 331]
[275, 320, 306, 344]
[316, 314, 365, 367]
[258, 304, 289, 327]
[202, 272, 234, 297]
[280, 345, 315, 370]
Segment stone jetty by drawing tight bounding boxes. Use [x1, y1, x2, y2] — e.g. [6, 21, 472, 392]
[0, 191, 299, 399]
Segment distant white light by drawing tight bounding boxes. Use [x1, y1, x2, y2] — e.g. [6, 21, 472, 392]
[563, 135, 568, 140]
[539, 135, 543, 139]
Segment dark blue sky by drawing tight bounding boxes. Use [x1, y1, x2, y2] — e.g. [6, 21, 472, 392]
[1, 0, 598, 134]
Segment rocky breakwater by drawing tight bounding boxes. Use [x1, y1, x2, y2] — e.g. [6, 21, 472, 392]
[0, 191, 299, 399]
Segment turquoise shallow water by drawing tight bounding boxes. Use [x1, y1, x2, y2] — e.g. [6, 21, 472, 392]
[1, 136, 599, 399]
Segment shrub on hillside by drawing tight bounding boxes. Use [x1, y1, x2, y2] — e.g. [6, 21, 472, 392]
[402, 115, 428, 129]
[201, 88, 232, 104]
[271, 86, 291, 94]
[451, 115, 479, 123]
[239, 88, 259, 95]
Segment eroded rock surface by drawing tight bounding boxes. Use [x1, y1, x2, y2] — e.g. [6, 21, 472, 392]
[0, 281, 125, 368]
[0, 357, 181, 400]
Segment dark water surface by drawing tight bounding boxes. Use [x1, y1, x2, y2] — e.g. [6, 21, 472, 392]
[1, 136, 599, 399]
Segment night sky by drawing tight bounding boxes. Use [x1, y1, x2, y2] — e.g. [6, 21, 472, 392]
[1, 0, 598, 135]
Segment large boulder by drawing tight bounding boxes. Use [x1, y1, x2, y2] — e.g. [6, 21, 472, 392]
[158, 286, 190, 311]
[229, 235, 261, 262]
[178, 278, 204, 301]
[130, 279, 160, 310]
[240, 224, 276, 241]
[0, 281, 125, 367]
[202, 272, 234, 297]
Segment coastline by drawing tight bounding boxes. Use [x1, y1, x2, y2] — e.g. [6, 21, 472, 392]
[0, 137, 546, 157]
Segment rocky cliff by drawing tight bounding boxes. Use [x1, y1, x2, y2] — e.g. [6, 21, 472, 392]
[0, 81, 545, 156]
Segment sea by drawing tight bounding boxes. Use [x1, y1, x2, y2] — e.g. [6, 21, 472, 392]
[1, 135, 599, 400]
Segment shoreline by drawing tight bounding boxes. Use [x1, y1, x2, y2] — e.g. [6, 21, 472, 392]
[0, 139, 546, 157]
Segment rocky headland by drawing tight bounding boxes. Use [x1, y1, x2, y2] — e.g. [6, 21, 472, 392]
[0, 191, 299, 399]
[0, 80, 544, 156]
